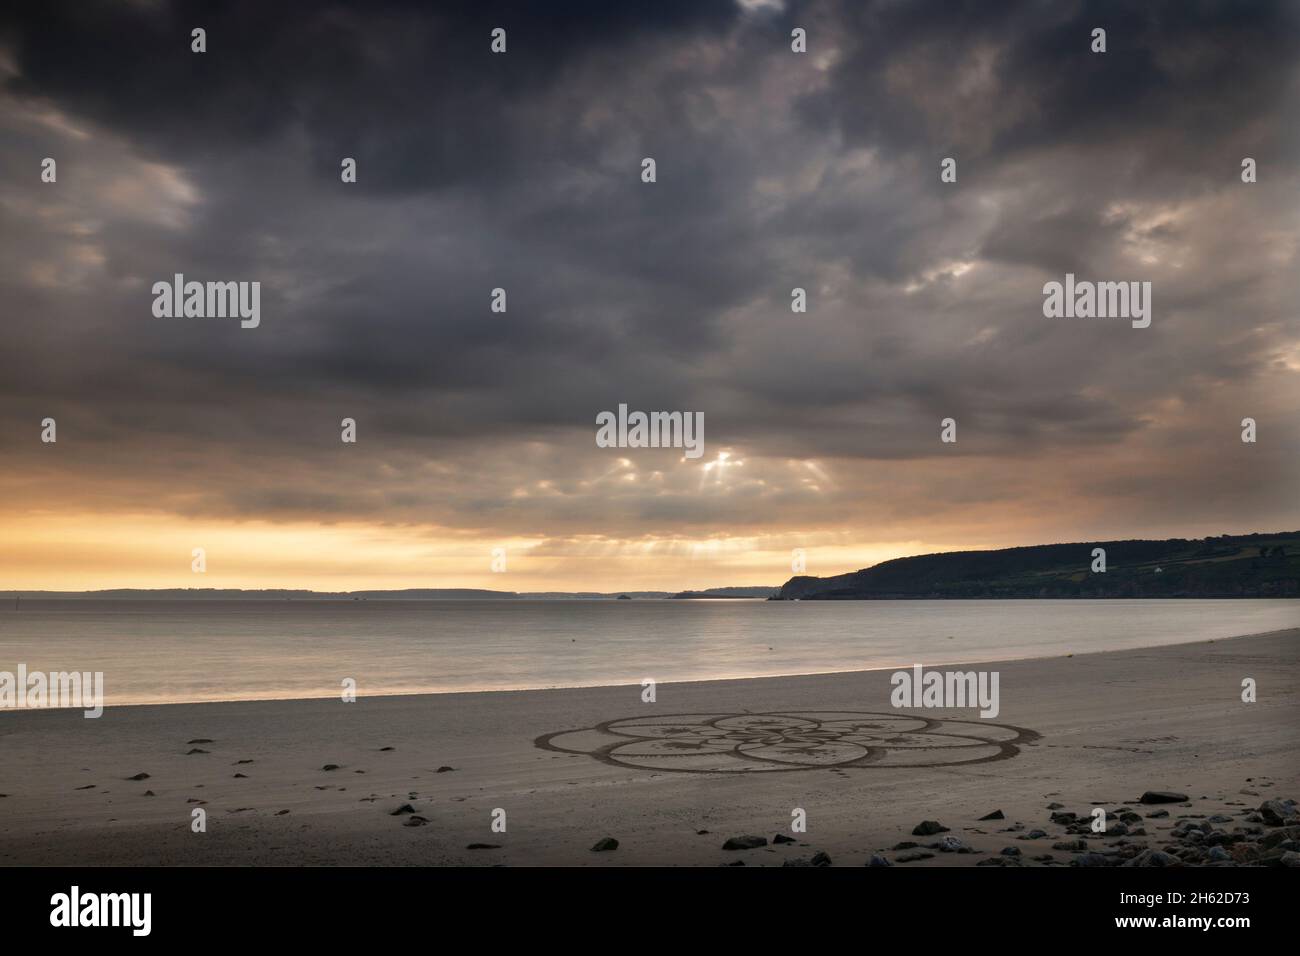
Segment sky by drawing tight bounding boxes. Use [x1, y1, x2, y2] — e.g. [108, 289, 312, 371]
[1, 0, 1297, 592]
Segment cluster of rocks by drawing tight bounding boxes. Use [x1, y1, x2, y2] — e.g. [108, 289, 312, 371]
[982, 791, 1300, 867]
[891, 833, 976, 862]
[500, 790, 1300, 866]
[839, 788, 1300, 868]
[719, 825, 981, 866]
[719, 833, 836, 866]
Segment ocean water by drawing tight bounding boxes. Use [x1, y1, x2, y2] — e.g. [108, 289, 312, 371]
[0, 598, 1295, 707]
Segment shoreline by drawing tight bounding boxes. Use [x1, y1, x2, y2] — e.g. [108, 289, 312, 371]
[1, 628, 1296, 866]
[4, 625, 1295, 713]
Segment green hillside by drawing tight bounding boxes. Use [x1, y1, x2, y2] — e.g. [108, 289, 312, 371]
[774, 532, 1300, 600]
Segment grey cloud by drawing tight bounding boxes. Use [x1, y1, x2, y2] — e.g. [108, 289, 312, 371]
[0, 0, 1295, 542]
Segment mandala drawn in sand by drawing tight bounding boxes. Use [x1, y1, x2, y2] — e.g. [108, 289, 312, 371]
[535, 711, 1041, 773]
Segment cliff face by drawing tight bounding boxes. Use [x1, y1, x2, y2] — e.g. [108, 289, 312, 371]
[773, 533, 1300, 600]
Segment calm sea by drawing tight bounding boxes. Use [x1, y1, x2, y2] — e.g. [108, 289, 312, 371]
[0, 599, 1295, 706]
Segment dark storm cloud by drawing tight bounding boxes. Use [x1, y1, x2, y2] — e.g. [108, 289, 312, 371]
[812, 0, 1299, 168]
[3, 0, 739, 186]
[0, 0, 1296, 543]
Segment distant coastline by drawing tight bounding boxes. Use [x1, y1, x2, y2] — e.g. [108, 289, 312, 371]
[8, 532, 1297, 602]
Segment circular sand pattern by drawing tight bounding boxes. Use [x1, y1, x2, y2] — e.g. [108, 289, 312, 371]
[535, 711, 1040, 773]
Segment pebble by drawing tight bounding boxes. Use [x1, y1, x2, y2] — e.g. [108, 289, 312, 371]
[911, 820, 948, 836]
[1139, 791, 1189, 804]
[936, 836, 972, 853]
[722, 835, 768, 851]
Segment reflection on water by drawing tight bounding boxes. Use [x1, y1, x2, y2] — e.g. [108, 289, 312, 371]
[0, 598, 1294, 706]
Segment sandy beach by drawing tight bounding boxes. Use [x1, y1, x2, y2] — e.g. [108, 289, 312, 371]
[1, 628, 1296, 866]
